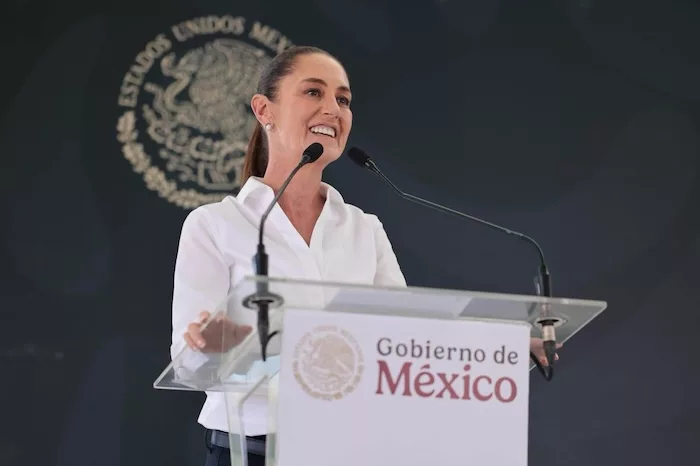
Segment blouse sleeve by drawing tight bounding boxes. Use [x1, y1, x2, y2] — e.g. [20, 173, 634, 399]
[369, 215, 407, 288]
[170, 207, 231, 361]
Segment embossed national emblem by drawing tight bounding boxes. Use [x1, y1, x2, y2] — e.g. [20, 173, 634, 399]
[116, 16, 292, 208]
[292, 325, 364, 401]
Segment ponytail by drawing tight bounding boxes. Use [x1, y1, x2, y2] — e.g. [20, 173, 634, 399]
[241, 122, 268, 183]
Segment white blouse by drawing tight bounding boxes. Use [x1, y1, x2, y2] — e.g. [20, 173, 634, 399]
[170, 176, 406, 435]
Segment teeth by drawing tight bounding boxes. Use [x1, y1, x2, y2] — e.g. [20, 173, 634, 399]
[310, 125, 336, 138]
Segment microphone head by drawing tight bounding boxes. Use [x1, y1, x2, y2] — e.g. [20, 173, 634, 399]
[303, 142, 324, 163]
[346, 147, 372, 169]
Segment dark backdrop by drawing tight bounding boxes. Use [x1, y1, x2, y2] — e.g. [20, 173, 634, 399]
[1, 0, 699, 465]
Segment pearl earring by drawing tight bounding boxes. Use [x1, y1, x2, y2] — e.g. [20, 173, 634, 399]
[264, 123, 272, 131]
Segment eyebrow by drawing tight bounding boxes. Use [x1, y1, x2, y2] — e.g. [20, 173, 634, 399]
[301, 77, 351, 95]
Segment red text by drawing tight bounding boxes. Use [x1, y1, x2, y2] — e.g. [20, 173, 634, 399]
[375, 361, 517, 403]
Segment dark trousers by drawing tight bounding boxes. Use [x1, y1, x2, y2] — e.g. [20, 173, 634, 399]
[204, 430, 266, 466]
[204, 444, 266, 466]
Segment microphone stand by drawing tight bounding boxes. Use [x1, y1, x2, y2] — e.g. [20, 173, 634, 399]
[243, 145, 323, 361]
[248, 164, 304, 362]
[358, 156, 557, 381]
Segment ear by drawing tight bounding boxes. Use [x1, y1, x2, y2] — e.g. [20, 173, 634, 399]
[251, 94, 272, 124]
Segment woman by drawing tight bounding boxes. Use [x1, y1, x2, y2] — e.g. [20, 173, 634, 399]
[171, 45, 406, 466]
[172, 45, 556, 466]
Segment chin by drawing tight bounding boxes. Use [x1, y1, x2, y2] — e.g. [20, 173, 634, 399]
[317, 148, 343, 166]
[319, 148, 342, 162]
[306, 137, 343, 156]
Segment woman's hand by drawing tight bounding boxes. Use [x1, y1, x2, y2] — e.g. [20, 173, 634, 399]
[530, 337, 562, 366]
[184, 311, 253, 353]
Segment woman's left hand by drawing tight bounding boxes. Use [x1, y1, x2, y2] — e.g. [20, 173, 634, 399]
[530, 337, 562, 366]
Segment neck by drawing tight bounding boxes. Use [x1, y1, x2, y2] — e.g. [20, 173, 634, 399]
[262, 158, 324, 214]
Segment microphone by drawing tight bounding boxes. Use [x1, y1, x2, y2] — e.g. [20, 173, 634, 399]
[247, 142, 324, 361]
[346, 147, 557, 381]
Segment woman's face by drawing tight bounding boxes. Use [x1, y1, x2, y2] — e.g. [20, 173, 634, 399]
[256, 53, 353, 166]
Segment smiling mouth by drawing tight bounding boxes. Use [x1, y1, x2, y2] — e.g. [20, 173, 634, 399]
[310, 125, 336, 138]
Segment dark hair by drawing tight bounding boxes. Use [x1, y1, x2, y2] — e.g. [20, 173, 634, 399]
[241, 45, 338, 183]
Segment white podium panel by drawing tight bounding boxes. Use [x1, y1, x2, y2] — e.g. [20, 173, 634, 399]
[276, 308, 530, 466]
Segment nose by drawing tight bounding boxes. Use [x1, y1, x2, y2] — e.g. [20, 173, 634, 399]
[321, 94, 340, 117]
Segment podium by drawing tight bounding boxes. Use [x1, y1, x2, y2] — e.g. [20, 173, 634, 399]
[154, 275, 606, 466]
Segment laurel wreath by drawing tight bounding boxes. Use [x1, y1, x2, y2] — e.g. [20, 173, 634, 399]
[117, 110, 227, 209]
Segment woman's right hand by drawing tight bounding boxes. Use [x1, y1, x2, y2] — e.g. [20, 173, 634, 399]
[184, 311, 253, 353]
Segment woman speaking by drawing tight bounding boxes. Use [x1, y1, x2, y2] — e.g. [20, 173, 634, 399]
[171, 45, 406, 466]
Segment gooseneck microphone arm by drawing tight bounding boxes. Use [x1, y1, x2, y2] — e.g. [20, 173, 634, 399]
[252, 143, 324, 361]
[254, 161, 306, 360]
[365, 158, 551, 288]
[347, 148, 556, 381]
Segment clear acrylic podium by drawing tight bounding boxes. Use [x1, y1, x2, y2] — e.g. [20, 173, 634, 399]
[154, 276, 607, 466]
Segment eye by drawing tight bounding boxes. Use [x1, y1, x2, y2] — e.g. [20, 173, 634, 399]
[305, 88, 321, 97]
[337, 96, 351, 107]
